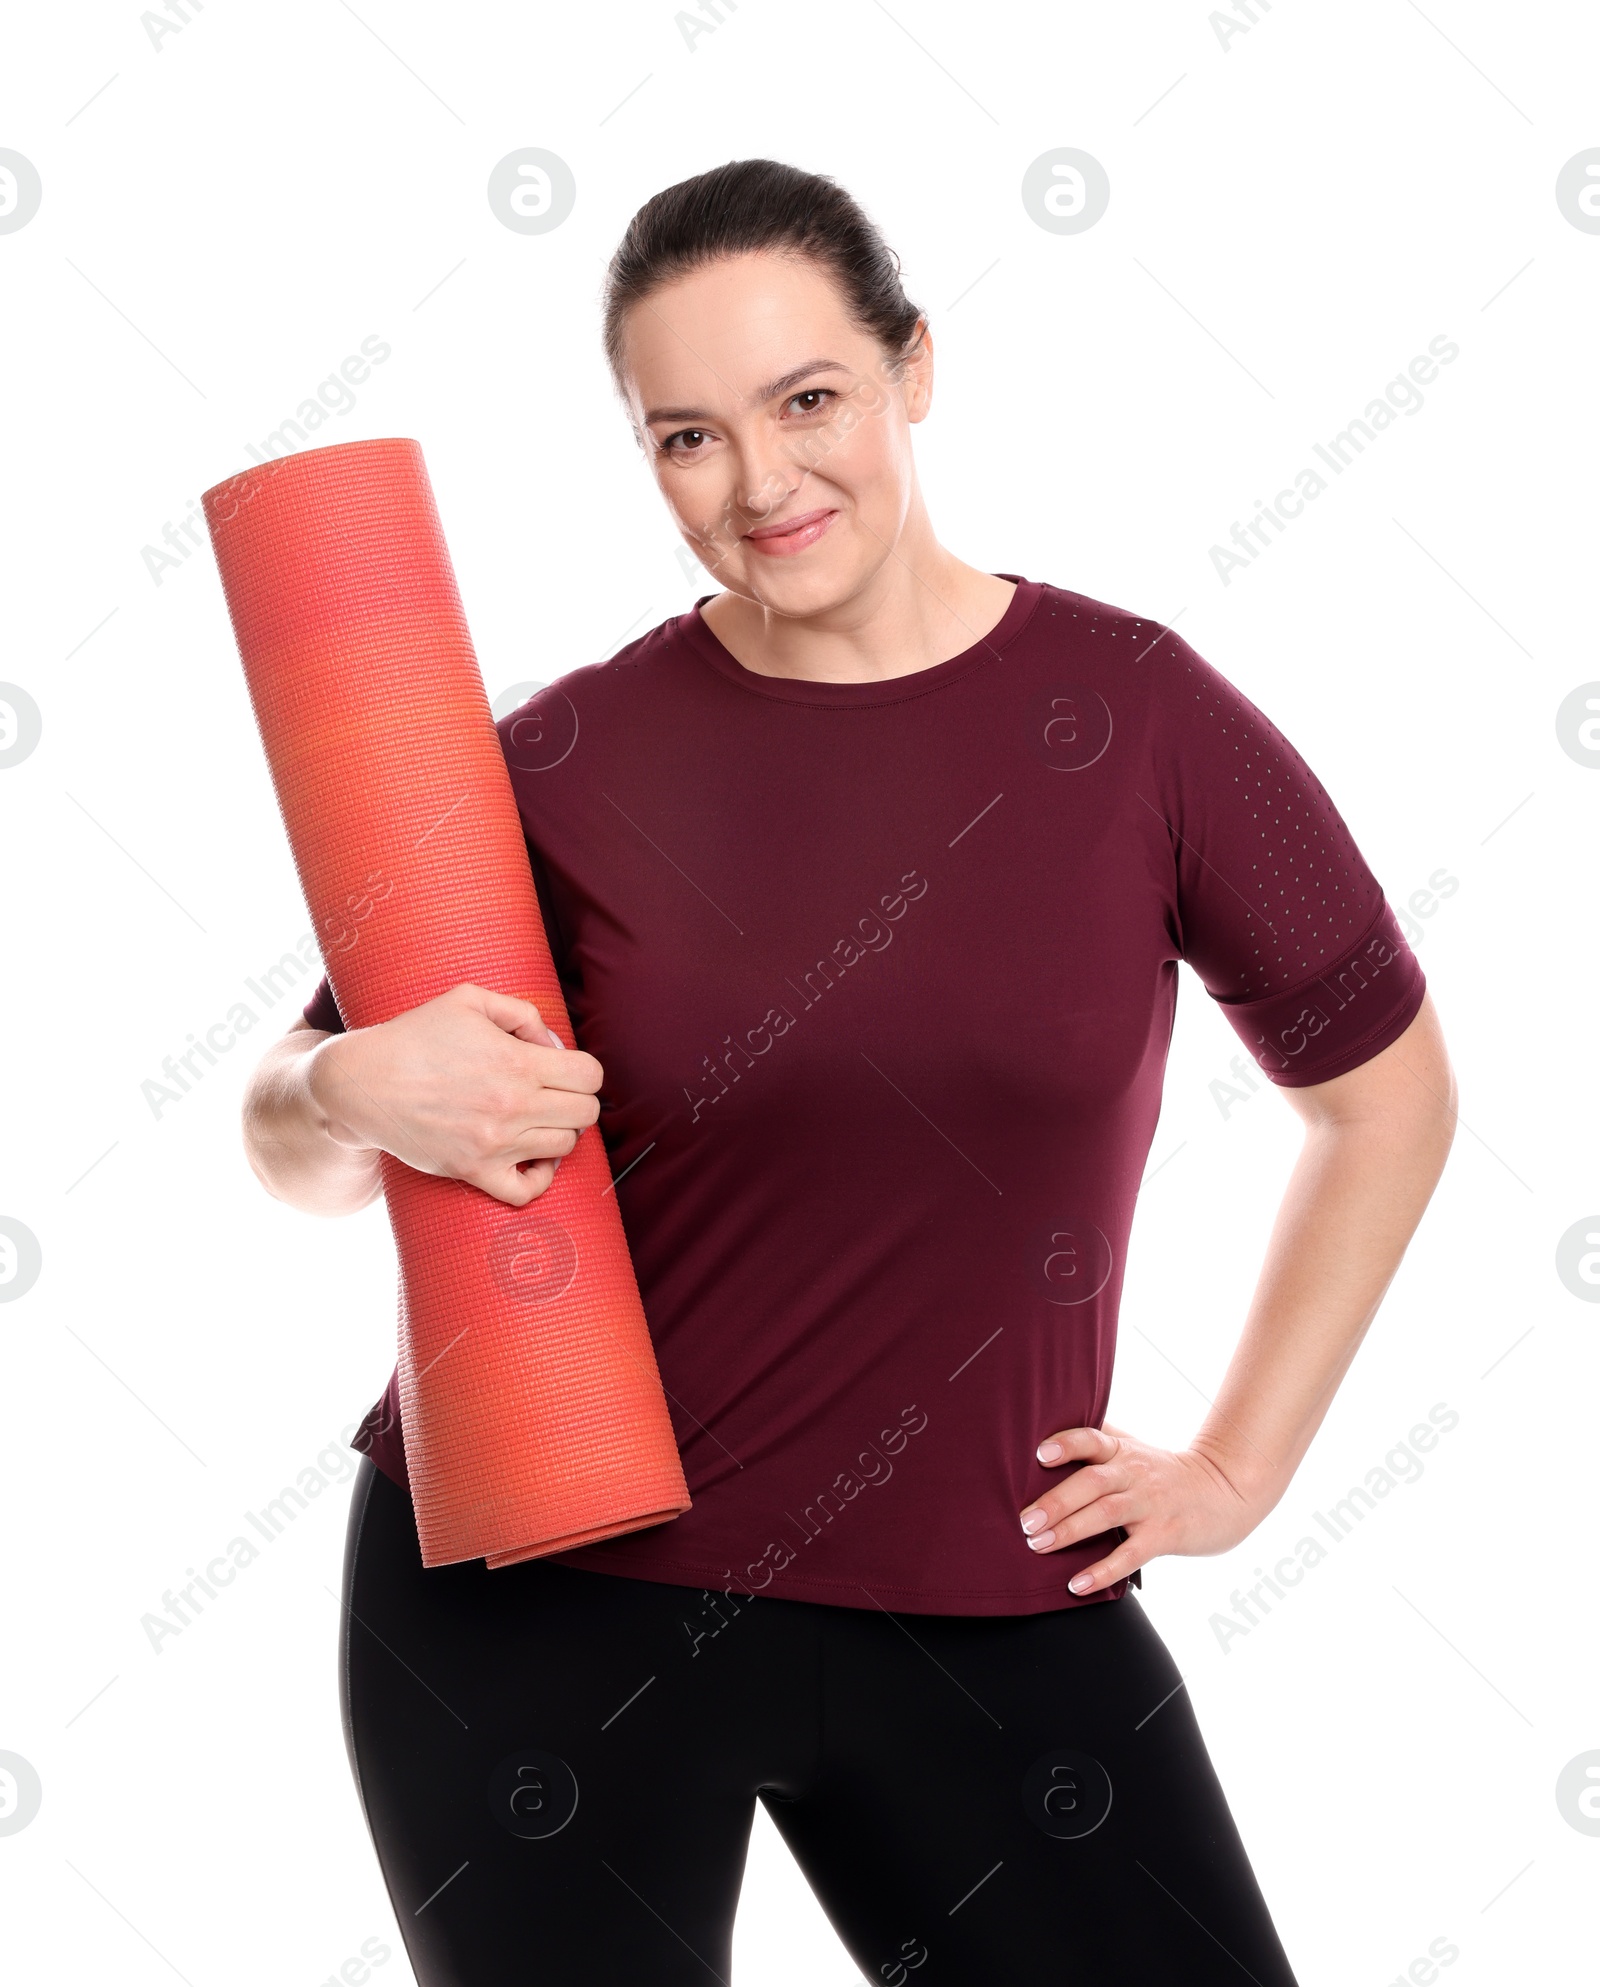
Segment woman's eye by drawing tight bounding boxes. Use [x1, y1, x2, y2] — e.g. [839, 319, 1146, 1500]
[659, 389, 834, 456]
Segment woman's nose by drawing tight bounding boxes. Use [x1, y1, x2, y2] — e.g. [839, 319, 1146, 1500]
[733, 456, 801, 530]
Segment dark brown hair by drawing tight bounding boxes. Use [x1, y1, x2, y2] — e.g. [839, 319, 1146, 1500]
[601, 158, 926, 395]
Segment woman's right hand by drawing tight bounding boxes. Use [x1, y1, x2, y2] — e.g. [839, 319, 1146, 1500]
[306, 982, 604, 1207]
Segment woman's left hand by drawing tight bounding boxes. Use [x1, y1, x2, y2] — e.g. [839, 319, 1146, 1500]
[1018, 1422, 1270, 1596]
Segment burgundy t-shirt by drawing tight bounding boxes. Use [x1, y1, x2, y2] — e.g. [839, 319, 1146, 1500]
[301, 575, 1424, 1616]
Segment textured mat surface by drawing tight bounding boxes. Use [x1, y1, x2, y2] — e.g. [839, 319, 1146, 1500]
[203, 437, 690, 1569]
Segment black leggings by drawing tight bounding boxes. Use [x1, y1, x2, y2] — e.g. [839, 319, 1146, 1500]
[339, 1457, 1300, 1985]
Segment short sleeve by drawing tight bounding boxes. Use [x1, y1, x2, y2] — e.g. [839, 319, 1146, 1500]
[1149, 633, 1426, 1086]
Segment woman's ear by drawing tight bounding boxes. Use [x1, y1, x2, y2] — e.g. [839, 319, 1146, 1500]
[901, 319, 935, 424]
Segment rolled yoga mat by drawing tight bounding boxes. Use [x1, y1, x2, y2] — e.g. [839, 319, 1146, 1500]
[202, 436, 691, 1570]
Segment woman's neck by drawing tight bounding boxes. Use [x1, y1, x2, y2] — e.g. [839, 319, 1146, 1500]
[698, 545, 1016, 686]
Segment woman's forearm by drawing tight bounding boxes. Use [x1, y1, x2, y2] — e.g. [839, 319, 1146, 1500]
[241, 1021, 386, 1217]
[241, 985, 603, 1218]
[1187, 994, 1458, 1515]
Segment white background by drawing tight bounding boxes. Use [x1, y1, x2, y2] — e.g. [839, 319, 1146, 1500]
[2, 2, 1596, 1982]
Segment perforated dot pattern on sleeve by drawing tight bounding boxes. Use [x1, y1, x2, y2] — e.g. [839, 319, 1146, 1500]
[1147, 629, 1425, 1085]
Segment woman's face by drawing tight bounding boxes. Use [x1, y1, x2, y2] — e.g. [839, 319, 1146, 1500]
[616, 249, 932, 616]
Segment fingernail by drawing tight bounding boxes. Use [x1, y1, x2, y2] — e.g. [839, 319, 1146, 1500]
[1068, 1573, 1093, 1593]
[1020, 1509, 1047, 1534]
[1037, 1442, 1062, 1463]
[1027, 1529, 1057, 1550]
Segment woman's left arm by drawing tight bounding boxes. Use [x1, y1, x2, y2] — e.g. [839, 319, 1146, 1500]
[1019, 991, 1459, 1595]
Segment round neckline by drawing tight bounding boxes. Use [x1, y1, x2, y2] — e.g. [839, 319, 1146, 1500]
[677, 573, 1042, 707]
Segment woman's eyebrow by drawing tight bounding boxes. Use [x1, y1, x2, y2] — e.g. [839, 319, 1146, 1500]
[643, 359, 850, 426]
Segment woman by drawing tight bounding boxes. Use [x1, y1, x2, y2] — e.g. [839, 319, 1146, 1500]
[244, 158, 1456, 1983]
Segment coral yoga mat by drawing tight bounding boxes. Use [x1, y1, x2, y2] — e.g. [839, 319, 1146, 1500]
[202, 436, 691, 1569]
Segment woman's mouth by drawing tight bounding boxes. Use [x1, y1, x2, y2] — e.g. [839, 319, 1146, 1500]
[742, 508, 838, 556]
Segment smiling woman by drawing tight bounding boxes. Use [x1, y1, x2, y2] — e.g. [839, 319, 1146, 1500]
[600, 157, 1018, 681]
[245, 157, 1456, 1984]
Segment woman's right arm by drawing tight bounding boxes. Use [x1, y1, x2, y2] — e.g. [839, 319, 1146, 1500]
[240, 982, 605, 1218]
